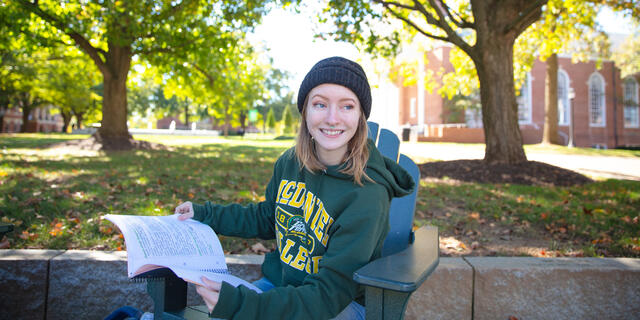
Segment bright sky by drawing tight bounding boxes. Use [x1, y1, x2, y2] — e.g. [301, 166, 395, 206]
[248, 6, 635, 92]
[247, 7, 359, 91]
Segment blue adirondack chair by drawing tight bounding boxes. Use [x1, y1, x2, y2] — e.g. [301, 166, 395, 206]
[359, 122, 439, 320]
[138, 122, 439, 320]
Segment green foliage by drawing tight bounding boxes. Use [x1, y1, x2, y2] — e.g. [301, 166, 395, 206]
[442, 94, 480, 124]
[0, 30, 59, 126]
[515, 0, 604, 82]
[256, 68, 294, 129]
[612, 29, 640, 78]
[281, 105, 298, 134]
[43, 49, 102, 129]
[7, 0, 286, 137]
[588, 0, 640, 18]
[266, 107, 276, 131]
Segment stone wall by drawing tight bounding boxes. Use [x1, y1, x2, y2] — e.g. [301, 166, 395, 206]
[1, 250, 639, 320]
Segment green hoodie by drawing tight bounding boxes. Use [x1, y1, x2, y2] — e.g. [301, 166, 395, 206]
[192, 140, 414, 320]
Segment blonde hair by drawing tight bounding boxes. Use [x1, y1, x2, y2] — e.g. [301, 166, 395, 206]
[294, 102, 372, 186]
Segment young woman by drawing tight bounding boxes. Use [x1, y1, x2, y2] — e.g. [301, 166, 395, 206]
[175, 56, 414, 320]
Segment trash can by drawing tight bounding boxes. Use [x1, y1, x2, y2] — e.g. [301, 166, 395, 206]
[402, 128, 411, 141]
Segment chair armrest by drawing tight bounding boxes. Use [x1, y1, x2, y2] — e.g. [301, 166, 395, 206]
[0, 223, 14, 238]
[353, 225, 439, 292]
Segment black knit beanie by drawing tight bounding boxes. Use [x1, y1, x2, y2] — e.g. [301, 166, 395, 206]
[297, 56, 372, 119]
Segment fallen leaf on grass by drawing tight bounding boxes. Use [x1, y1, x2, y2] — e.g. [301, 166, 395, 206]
[99, 226, 113, 235]
[19, 231, 38, 240]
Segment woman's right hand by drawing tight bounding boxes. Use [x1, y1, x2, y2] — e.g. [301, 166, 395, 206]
[175, 201, 194, 220]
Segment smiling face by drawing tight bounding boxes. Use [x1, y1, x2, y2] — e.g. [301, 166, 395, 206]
[304, 83, 362, 166]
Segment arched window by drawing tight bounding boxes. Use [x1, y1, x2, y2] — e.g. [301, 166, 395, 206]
[557, 70, 570, 125]
[623, 77, 639, 128]
[517, 73, 532, 124]
[588, 73, 605, 127]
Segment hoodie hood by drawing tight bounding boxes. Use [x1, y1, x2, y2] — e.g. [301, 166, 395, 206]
[364, 139, 415, 199]
[322, 139, 415, 199]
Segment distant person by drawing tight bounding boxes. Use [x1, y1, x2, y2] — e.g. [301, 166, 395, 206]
[175, 57, 414, 319]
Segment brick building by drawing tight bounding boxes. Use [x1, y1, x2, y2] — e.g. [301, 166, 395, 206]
[389, 46, 640, 148]
[1, 105, 63, 133]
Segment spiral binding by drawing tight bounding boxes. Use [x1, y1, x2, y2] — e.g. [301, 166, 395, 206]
[130, 267, 180, 282]
[129, 267, 231, 282]
[200, 268, 230, 274]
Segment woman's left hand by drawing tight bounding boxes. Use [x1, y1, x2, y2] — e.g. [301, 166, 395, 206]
[196, 277, 222, 313]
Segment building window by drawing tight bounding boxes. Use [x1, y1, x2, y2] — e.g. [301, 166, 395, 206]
[517, 73, 532, 124]
[588, 73, 605, 127]
[557, 70, 570, 125]
[623, 77, 639, 128]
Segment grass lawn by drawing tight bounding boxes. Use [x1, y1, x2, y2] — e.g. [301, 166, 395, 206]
[1, 133, 638, 257]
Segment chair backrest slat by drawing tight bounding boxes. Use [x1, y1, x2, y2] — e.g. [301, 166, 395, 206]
[366, 122, 420, 257]
[376, 128, 400, 163]
[367, 122, 379, 142]
[382, 154, 420, 256]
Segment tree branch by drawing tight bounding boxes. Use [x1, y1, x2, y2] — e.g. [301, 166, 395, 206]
[375, 0, 449, 40]
[440, 2, 474, 29]
[416, 0, 475, 54]
[382, 4, 449, 42]
[375, 0, 416, 11]
[16, 0, 109, 75]
[191, 63, 216, 85]
[505, 0, 548, 35]
[375, 0, 475, 56]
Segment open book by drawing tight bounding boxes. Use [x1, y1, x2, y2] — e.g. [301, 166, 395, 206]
[104, 214, 261, 293]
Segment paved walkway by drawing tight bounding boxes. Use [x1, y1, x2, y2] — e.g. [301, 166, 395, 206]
[400, 143, 640, 181]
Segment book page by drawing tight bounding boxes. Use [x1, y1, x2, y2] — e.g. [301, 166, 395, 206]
[104, 214, 227, 277]
[170, 266, 263, 293]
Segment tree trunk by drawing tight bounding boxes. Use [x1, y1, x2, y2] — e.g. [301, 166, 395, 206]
[74, 111, 85, 129]
[474, 50, 527, 164]
[239, 110, 246, 132]
[184, 103, 190, 128]
[223, 102, 230, 137]
[542, 53, 561, 144]
[96, 44, 132, 147]
[470, 0, 541, 164]
[0, 106, 6, 132]
[20, 107, 31, 133]
[61, 110, 72, 133]
[19, 98, 34, 133]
